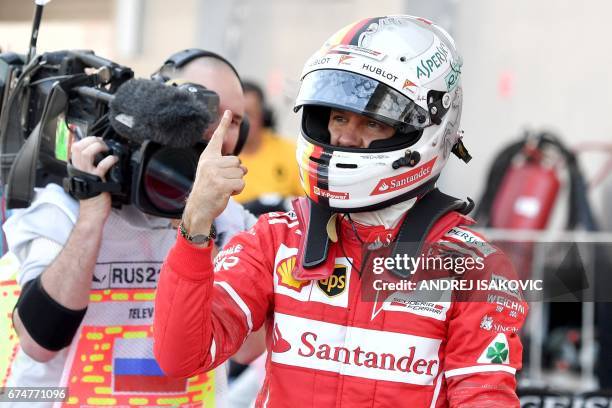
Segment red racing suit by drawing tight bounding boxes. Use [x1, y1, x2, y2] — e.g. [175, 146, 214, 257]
[154, 200, 527, 407]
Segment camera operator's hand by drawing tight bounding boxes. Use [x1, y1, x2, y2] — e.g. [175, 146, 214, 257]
[183, 110, 247, 240]
[70, 136, 118, 222]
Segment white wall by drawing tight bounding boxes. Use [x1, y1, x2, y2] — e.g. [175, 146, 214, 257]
[226, 0, 407, 143]
[2, 0, 610, 224]
[445, 0, 612, 224]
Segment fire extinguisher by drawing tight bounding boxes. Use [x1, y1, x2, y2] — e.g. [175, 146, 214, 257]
[489, 139, 561, 230]
[475, 131, 596, 231]
[475, 132, 612, 387]
[474, 132, 599, 285]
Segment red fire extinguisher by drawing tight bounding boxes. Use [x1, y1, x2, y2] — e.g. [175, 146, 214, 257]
[474, 133, 575, 281]
[476, 132, 598, 232]
[489, 145, 561, 230]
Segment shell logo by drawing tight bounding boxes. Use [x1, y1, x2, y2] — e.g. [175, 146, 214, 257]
[276, 256, 308, 292]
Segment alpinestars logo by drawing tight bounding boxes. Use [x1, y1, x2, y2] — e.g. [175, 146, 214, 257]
[370, 157, 437, 196]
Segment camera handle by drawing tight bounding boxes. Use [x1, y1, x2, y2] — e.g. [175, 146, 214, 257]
[63, 164, 121, 201]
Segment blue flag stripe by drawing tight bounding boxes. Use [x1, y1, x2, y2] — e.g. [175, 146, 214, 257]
[114, 358, 164, 376]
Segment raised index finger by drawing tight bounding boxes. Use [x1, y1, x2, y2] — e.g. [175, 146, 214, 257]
[203, 110, 232, 158]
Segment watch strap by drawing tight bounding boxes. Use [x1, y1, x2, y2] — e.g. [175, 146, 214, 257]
[179, 221, 216, 245]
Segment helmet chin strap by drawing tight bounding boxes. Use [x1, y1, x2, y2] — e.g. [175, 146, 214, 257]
[388, 189, 474, 278]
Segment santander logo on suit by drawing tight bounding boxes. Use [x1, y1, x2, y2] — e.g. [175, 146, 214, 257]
[271, 313, 441, 385]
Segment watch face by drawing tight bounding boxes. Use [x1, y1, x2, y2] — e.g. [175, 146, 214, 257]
[190, 234, 210, 244]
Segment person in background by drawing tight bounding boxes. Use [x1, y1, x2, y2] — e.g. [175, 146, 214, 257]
[235, 81, 303, 215]
[2, 50, 256, 408]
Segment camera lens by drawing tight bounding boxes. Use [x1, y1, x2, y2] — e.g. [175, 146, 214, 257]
[143, 147, 198, 212]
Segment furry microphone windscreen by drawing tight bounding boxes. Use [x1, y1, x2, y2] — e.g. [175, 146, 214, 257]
[109, 79, 215, 147]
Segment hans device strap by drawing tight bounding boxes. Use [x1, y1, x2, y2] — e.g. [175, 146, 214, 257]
[302, 202, 334, 268]
[302, 178, 440, 269]
[63, 164, 121, 200]
[389, 188, 474, 278]
[301, 188, 473, 274]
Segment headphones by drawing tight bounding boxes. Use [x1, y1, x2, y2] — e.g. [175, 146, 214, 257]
[153, 48, 249, 156]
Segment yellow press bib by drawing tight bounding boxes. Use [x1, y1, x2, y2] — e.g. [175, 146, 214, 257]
[55, 210, 224, 407]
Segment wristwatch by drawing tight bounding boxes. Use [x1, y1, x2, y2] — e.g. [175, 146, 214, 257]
[179, 222, 216, 245]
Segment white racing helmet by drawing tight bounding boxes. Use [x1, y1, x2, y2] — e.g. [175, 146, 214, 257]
[294, 15, 469, 212]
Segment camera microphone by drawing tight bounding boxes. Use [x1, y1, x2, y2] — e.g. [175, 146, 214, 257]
[108, 78, 219, 148]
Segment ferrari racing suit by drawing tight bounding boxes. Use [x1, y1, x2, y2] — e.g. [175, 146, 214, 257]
[154, 199, 527, 407]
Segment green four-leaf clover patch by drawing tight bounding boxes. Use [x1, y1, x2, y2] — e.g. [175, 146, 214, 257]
[486, 342, 509, 363]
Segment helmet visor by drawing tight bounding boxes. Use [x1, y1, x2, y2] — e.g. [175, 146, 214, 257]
[295, 69, 430, 132]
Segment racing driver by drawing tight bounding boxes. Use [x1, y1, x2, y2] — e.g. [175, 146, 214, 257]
[154, 15, 527, 407]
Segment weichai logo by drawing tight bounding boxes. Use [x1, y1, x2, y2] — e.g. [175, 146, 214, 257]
[298, 331, 438, 376]
[370, 157, 437, 196]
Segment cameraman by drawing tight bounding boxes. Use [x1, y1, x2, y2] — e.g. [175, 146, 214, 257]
[3, 51, 255, 407]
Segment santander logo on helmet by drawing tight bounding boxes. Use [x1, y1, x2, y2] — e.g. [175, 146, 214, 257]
[293, 15, 471, 212]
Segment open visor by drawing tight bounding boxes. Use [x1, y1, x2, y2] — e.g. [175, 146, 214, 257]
[295, 69, 430, 131]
